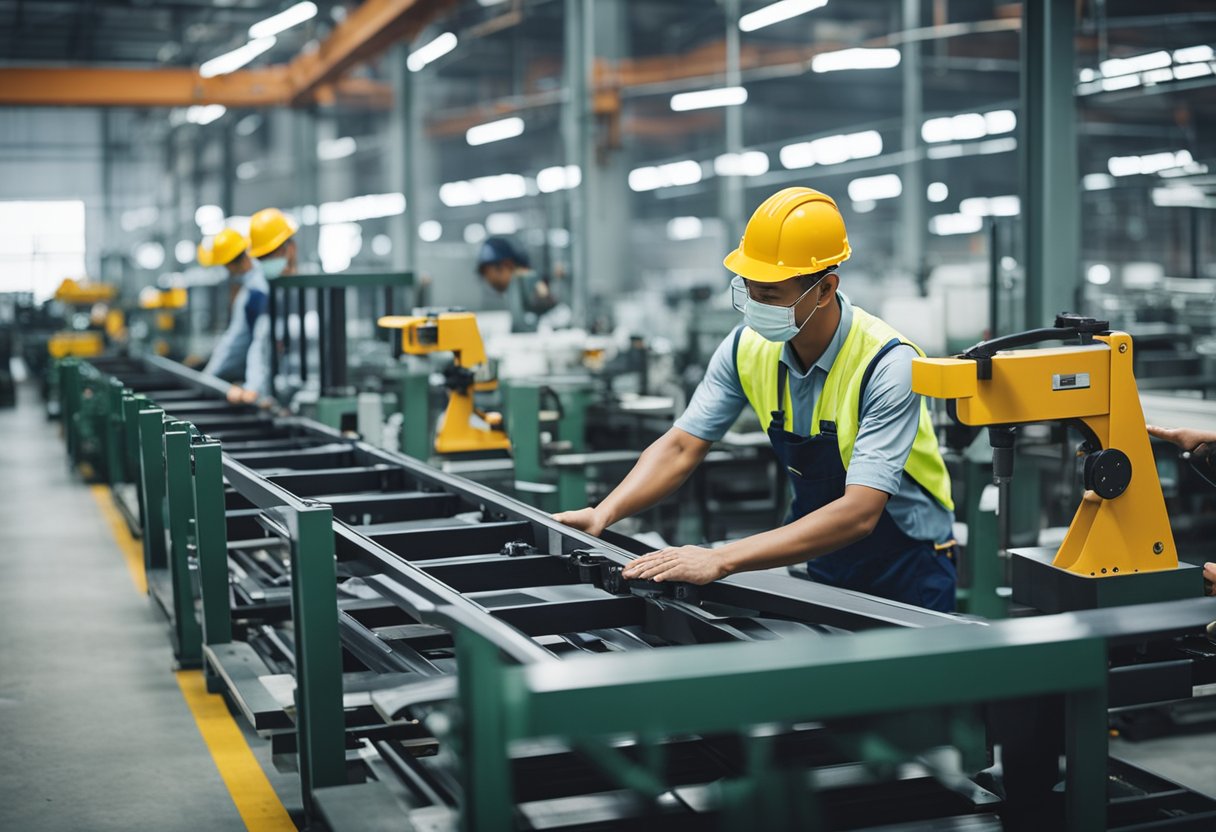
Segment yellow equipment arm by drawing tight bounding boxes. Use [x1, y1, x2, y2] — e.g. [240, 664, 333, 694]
[913, 315, 1177, 579]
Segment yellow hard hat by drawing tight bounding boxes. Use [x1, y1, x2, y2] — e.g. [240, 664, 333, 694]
[197, 228, 248, 267]
[248, 207, 298, 258]
[724, 187, 851, 283]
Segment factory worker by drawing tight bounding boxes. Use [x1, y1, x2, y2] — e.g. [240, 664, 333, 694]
[198, 228, 271, 404]
[248, 207, 300, 280]
[556, 187, 958, 612]
[476, 236, 558, 332]
[1147, 423, 1216, 595]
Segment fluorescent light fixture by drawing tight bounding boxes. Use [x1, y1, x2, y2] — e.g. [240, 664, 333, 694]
[472, 173, 528, 202]
[1108, 149, 1194, 177]
[134, 241, 165, 271]
[1143, 67, 1175, 85]
[739, 0, 829, 32]
[627, 160, 703, 192]
[1101, 74, 1141, 92]
[852, 200, 876, 214]
[317, 136, 357, 161]
[1087, 264, 1112, 285]
[408, 32, 457, 72]
[1174, 45, 1215, 64]
[1174, 62, 1213, 80]
[199, 37, 276, 78]
[186, 104, 226, 125]
[921, 112, 983, 143]
[778, 130, 881, 170]
[418, 221, 442, 242]
[536, 165, 581, 193]
[249, 2, 317, 39]
[194, 205, 225, 229]
[928, 213, 983, 236]
[847, 173, 902, 202]
[1152, 185, 1209, 208]
[1100, 50, 1170, 78]
[1083, 173, 1115, 190]
[318, 222, 361, 273]
[486, 212, 522, 235]
[714, 151, 770, 177]
[1078, 68, 1098, 83]
[670, 86, 748, 112]
[463, 223, 487, 245]
[983, 110, 1016, 134]
[1160, 162, 1209, 178]
[300, 205, 318, 226]
[175, 240, 196, 265]
[666, 217, 703, 241]
[478, 0, 511, 5]
[812, 47, 900, 73]
[439, 181, 481, 207]
[927, 182, 948, 203]
[467, 117, 525, 146]
[371, 234, 392, 257]
[319, 193, 405, 224]
[959, 195, 1019, 217]
[548, 228, 571, 248]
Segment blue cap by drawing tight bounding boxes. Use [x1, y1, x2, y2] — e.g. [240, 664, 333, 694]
[476, 236, 529, 274]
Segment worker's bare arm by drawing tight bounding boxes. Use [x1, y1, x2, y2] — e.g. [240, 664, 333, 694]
[554, 427, 712, 536]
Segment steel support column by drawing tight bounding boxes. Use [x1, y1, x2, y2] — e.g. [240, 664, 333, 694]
[563, 0, 594, 328]
[1022, 0, 1079, 326]
[900, 0, 925, 289]
[721, 0, 745, 245]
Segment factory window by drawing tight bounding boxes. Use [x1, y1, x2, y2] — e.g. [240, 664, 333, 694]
[0, 200, 87, 302]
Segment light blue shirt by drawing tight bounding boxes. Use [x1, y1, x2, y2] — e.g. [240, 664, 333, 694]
[202, 261, 272, 398]
[675, 292, 954, 544]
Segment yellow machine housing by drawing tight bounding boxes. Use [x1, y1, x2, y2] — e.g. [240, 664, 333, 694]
[913, 322, 1176, 580]
[378, 312, 510, 455]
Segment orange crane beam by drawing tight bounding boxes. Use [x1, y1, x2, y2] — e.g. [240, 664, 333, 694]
[0, 0, 458, 108]
[0, 66, 293, 108]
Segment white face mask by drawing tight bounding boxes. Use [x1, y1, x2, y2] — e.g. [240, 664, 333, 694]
[260, 257, 288, 280]
[731, 275, 824, 342]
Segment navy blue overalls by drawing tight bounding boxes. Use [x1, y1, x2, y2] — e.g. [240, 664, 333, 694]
[767, 348, 956, 612]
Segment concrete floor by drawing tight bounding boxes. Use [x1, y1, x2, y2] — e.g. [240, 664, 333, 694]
[0, 386, 300, 831]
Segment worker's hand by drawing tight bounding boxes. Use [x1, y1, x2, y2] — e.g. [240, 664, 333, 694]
[553, 507, 608, 537]
[1147, 425, 1216, 454]
[226, 385, 246, 404]
[1205, 562, 1216, 597]
[238, 388, 259, 404]
[621, 546, 728, 585]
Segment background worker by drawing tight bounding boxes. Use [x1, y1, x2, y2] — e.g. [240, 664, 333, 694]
[556, 187, 958, 612]
[198, 227, 271, 404]
[248, 207, 300, 279]
[476, 236, 559, 332]
[1147, 423, 1216, 594]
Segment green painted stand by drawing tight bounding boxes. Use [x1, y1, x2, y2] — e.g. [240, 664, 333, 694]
[163, 420, 203, 667]
[191, 438, 233, 693]
[136, 405, 169, 574]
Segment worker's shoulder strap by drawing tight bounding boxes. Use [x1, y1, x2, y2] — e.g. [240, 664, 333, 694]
[730, 324, 744, 367]
[858, 338, 916, 420]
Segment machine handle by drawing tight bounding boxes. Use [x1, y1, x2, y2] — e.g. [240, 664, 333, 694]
[960, 314, 1110, 360]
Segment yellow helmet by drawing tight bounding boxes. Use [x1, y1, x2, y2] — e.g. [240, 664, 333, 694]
[197, 228, 248, 267]
[724, 187, 851, 283]
[248, 207, 298, 258]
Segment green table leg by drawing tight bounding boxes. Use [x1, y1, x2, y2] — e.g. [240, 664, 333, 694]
[137, 406, 168, 574]
[163, 421, 202, 667]
[191, 439, 232, 693]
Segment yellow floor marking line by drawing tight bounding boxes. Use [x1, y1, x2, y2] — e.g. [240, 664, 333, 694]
[89, 484, 147, 594]
[90, 484, 296, 831]
[175, 670, 298, 832]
